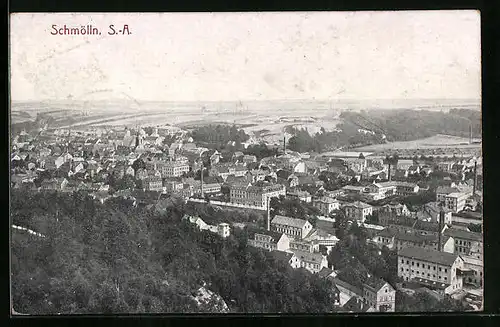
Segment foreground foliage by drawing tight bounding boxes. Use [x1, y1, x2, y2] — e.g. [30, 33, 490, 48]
[11, 190, 337, 314]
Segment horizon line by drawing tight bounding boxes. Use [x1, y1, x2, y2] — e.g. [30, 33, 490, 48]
[11, 98, 481, 103]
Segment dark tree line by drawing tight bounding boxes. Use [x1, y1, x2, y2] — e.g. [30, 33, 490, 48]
[11, 189, 338, 314]
[190, 125, 249, 149]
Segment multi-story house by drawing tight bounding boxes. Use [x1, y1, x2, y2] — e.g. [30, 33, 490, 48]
[415, 202, 453, 224]
[313, 197, 341, 216]
[40, 177, 68, 191]
[362, 278, 396, 312]
[142, 176, 163, 191]
[292, 249, 328, 274]
[444, 192, 472, 213]
[451, 211, 482, 229]
[462, 256, 483, 287]
[286, 190, 312, 203]
[200, 182, 222, 194]
[271, 215, 313, 240]
[379, 203, 411, 217]
[248, 231, 290, 252]
[229, 183, 286, 208]
[396, 159, 414, 171]
[303, 229, 339, 252]
[242, 155, 257, 164]
[343, 201, 373, 223]
[289, 239, 318, 253]
[395, 182, 419, 196]
[398, 247, 465, 295]
[443, 228, 483, 260]
[392, 231, 454, 252]
[164, 179, 185, 193]
[157, 160, 190, 178]
[437, 161, 455, 172]
[372, 228, 396, 248]
[365, 182, 397, 199]
[217, 223, 231, 238]
[268, 250, 301, 269]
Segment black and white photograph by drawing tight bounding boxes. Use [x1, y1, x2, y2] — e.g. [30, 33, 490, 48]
[9, 11, 483, 314]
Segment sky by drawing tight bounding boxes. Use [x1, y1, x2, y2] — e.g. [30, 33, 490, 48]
[10, 11, 481, 102]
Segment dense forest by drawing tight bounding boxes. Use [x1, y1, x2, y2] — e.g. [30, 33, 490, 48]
[190, 124, 250, 150]
[286, 109, 482, 153]
[340, 109, 481, 142]
[10, 190, 338, 314]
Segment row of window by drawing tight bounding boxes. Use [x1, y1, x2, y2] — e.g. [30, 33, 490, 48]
[401, 268, 448, 281]
[276, 227, 301, 236]
[401, 259, 448, 272]
[456, 240, 472, 246]
[302, 262, 320, 270]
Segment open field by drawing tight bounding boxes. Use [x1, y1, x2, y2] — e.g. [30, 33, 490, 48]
[11, 100, 480, 146]
[352, 134, 482, 152]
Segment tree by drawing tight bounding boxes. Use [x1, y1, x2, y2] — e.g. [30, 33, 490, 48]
[365, 212, 379, 224]
[12, 189, 343, 314]
[132, 159, 146, 173]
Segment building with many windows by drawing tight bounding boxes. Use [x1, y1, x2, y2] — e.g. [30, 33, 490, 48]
[462, 256, 483, 287]
[444, 192, 472, 213]
[397, 247, 467, 295]
[248, 231, 290, 252]
[157, 160, 190, 177]
[343, 201, 373, 223]
[141, 176, 163, 191]
[443, 228, 483, 260]
[229, 183, 286, 208]
[289, 239, 318, 253]
[394, 182, 419, 196]
[291, 249, 328, 274]
[313, 197, 340, 216]
[271, 215, 313, 240]
[362, 278, 396, 312]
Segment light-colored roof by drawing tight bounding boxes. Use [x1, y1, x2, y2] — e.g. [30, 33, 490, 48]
[271, 215, 309, 229]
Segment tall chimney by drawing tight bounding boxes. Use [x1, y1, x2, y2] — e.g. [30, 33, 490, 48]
[283, 135, 286, 154]
[388, 163, 392, 181]
[200, 161, 204, 198]
[437, 211, 444, 251]
[267, 197, 271, 231]
[473, 161, 477, 195]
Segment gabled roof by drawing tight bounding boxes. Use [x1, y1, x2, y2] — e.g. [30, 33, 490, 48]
[252, 230, 285, 242]
[333, 277, 363, 297]
[317, 267, 335, 279]
[398, 247, 459, 266]
[393, 231, 438, 244]
[364, 277, 392, 293]
[443, 228, 482, 242]
[271, 215, 309, 229]
[292, 249, 324, 263]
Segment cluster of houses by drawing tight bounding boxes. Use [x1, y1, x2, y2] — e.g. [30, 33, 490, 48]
[10, 125, 483, 312]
